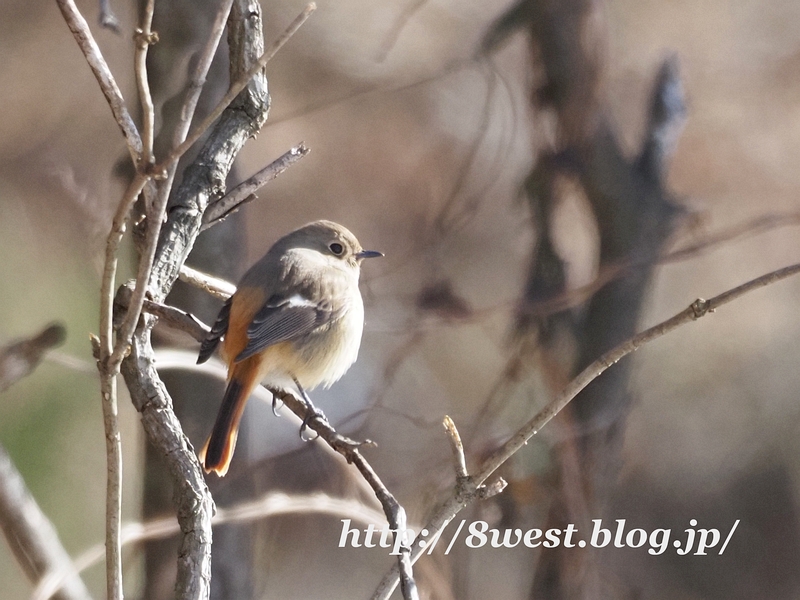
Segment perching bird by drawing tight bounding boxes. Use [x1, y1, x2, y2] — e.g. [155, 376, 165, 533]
[196, 220, 382, 476]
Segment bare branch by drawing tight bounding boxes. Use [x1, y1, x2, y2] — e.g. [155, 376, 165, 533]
[179, 265, 236, 300]
[97, 375, 122, 600]
[664, 210, 800, 264]
[374, 260, 800, 598]
[55, 0, 142, 161]
[480, 261, 800, 481]
[133, 0, 157, 168]
[108, 180, 171, 367]
[143, 300, 210, 343]
[120, 329, 213, 600]
[95, 172, 146, 600]
[106, 1, 167, 369]
[155, 3, 316, 173]
[174, 0, 235, 151]
[145, 0, 274, 301]
[201, 143, 310, 230]
[99, 175, 148, 365]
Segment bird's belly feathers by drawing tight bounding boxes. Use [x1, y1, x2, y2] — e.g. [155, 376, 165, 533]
[293, 295, 364, 389]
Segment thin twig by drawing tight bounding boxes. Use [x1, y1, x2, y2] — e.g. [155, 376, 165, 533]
[155, 3, 316, 172]
[269, 387, 419, 600]
[201, 143, 310, 230]
[97, 374, 122, 600]
[373, 260, 800, 598]
[95, 174, 146, 600]
[174, 0, 235, 150]
[99, 174, 148, 365]
[664, 211, 800, 264]
[88, 8, 158, 599]
[134, 0, 157, 168]
[94, 12, 158, 595]
[143, 300, 210, 343]
[108, 181, 171, 366]
[179, 265, 237, 299]
[55, 0, 142, 161]
[156, 0, 235, 216]
[106, 0, 162, 368]
[513, 210, 800, 320]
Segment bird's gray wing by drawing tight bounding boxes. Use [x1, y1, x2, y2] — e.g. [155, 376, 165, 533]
[234, 293, 339, 362]
[197, 297, 232, 364]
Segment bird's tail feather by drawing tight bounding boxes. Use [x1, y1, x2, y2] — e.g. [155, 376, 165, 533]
[200, 370, 256, 476]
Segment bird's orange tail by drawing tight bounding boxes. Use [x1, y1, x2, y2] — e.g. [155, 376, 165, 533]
[200, 363, 259, 476]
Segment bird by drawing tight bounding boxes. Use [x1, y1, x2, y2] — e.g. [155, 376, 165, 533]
[196, 220, 382, 476]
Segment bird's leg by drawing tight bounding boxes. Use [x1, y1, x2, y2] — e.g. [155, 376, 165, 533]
[271, 391, 284, 417]
[293, 377, 327, 440]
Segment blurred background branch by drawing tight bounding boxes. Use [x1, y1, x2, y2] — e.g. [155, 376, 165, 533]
[0, 325, 66, 394]
[0, 324, 90, 600]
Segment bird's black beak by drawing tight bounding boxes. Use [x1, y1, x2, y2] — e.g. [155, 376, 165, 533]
[355, 250, 383, 260]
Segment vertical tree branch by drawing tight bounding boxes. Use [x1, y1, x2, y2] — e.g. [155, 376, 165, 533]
[120, 327, 214, 599]
[134, 0, 157, 168]
[481, 3, 686, 596]
[97, 173, 148, 600]
[57, 1, 313, 596]
[118, 1, 304, 596]
[71, 1, 161, 588]
[97, 374, 123, 600]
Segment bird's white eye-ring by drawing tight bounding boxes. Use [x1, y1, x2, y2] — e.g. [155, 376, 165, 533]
[329, 242, 344, 255]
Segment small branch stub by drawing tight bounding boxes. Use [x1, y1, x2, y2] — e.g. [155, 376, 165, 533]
[442, 415, 468, 480]
[134, 29, 159, 48]
[477, 477, 508, 500]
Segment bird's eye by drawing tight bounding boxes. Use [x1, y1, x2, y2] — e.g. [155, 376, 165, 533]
[329, 242, 344, 255]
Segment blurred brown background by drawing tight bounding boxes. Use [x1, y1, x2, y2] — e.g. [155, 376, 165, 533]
[1, 0, 799, 598]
